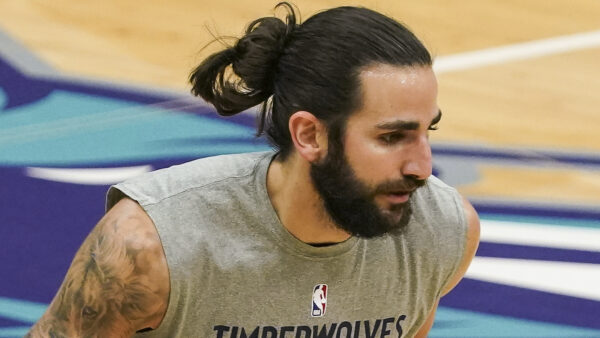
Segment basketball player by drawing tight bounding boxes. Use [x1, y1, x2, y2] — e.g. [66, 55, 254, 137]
[27, 3, 479, 337]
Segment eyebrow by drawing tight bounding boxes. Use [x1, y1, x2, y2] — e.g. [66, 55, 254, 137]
[375, 110, 442, 131]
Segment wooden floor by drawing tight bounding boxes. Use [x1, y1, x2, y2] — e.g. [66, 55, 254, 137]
[1, 0, 599, 206]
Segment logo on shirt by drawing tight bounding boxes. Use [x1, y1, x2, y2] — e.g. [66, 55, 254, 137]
[311, 284, 328, 317]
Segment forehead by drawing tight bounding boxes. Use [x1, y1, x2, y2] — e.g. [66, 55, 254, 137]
[349, 64, 439, 126]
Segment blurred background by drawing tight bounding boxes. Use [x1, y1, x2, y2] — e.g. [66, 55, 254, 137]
[0, 1, 599, 336]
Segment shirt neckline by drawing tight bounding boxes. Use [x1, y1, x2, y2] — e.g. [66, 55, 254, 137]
[255, 152, 360, 259]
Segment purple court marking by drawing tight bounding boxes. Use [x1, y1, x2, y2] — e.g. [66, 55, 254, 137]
[0, 56, 257, 128]
[441, 278, 600, 329]
[432, 144, 600, 167]
[476, 242, 600, 264]
[0, 58, 53, 109]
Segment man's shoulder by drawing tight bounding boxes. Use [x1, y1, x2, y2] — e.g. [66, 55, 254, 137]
[411, 175, 464, 225]
[108, 151, 273, 208]
[149, 151, 271, 187]
[413, 175, 460, 205]
[422, 175, 457, 193]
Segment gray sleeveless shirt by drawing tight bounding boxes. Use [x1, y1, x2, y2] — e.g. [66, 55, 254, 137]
[106, 151, 467, 338]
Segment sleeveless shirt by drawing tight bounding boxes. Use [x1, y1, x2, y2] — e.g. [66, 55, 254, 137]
[106, 151, 467, 338]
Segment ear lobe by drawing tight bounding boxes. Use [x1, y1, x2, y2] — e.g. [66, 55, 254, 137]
[289, 111, 326, 162]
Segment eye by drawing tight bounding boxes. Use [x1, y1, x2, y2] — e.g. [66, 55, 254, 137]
[379, 132, 405, 145]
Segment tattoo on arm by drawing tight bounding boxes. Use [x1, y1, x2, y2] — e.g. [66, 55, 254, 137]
[26, 206, 169, 338]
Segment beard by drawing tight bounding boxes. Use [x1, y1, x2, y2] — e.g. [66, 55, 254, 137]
[310, 143, 426, 238]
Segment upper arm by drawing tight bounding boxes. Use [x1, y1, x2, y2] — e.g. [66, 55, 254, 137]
[415, 195, 480, 337]
[26, 198, 170, 338]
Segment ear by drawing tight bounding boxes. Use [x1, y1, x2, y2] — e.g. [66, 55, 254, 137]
[289, 111, 327, 163]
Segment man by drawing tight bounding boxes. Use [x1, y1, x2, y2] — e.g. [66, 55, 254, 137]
[28, 3, 479, 337]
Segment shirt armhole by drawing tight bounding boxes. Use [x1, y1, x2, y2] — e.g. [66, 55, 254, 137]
[436, 189, 469, 299]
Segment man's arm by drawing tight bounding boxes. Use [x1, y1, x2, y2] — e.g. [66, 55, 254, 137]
[415, 196, 481, 338]
[26, 198, 170, 338]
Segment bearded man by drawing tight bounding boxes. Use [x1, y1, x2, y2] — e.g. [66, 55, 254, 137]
[28, 3, 479, 337]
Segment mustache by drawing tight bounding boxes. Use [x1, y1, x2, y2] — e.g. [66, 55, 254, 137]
[373, 176, 427, 195]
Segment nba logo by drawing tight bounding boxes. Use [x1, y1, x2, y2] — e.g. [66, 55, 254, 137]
[311, 284, 327, 317]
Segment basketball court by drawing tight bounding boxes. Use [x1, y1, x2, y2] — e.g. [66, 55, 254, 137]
[0, 1, 599, 336]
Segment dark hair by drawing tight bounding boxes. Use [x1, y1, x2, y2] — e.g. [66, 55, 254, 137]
[190, 2, 432, 159]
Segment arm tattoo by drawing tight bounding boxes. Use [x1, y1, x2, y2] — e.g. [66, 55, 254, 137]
[26, 211, 169, 338]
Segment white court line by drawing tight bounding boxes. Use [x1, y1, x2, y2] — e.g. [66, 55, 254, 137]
[434, 30, 600, 73]
[26, 166, 152, 185]
[466, 257, 600, 301]
[480, 220, 600, 252]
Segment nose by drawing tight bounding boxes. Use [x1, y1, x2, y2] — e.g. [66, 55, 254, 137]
[401, 135, 432, 180]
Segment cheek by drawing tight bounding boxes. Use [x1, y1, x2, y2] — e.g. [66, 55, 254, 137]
[343, 136, 399, 183]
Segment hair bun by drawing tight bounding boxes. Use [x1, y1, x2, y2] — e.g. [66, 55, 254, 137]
[233, 3, 297, 93]
[189, 2, 297, 116]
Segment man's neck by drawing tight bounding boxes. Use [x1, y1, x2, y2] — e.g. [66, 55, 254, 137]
[266, 153, 351, 245]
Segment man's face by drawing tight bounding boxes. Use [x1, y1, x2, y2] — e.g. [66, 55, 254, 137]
[310, 65, 440, 238]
